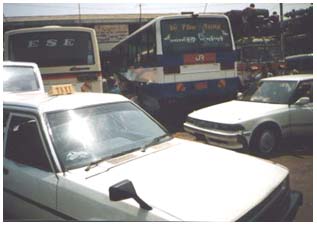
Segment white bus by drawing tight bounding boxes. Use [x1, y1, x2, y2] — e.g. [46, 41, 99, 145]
[4, 26, 103, 93]
[110, 13, 240, 112]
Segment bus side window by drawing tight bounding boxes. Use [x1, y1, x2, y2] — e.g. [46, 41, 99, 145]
[147, 25, 157, 66]
[138, 24, 156, 67]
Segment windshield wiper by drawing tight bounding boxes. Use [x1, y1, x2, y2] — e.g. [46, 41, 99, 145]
[140, 134, 171, 153]
[85, 134, 170, 171]
[85, 155, 113, 172]
[85, 160, 101, 171]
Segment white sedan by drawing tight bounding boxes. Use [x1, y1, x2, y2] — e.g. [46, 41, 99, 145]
[184, 74, 313, 155]
[3, 87, 302, 221]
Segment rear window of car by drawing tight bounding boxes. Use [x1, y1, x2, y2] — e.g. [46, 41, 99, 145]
[4, 65, 40, 92]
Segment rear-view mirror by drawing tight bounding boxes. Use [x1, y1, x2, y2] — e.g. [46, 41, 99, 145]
[294, 97, 310, 105]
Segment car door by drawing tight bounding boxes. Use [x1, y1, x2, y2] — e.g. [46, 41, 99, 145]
[289, 80, 313, 137]
[3, 112, 61, 220]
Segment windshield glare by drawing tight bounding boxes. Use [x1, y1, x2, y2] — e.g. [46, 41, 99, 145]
[241, 81, 297, 104]
[46, 102, 167, 170]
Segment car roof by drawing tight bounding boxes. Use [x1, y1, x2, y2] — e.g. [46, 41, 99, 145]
[261, 74, 313, 82]
[3, 92, 129, 113]
[3, 61, 39, 67]
[285, 53, 313, 60]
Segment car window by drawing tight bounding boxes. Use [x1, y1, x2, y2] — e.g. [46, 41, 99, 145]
[5, 115, 51, 171]
[292, 80, 313, 103]
[3, 111, 10, 128]
[3, 66, 40, 92]
[3, 111, 10, 153]
[242, 80, 297, 104]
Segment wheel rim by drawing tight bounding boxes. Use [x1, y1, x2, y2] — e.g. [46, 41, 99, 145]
[259, 130, 275, 154]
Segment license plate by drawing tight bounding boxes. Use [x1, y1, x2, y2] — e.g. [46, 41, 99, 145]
[195, 82, 208, 90]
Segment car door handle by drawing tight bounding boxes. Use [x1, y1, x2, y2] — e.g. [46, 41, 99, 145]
[4, 168, 9, 175]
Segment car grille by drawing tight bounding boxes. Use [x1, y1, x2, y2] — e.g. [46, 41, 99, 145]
[186, 117, 244, 132]
[237, 179, 291, 222]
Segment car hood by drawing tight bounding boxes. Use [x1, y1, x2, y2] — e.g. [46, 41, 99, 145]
[188, 100, 286, 124]
[66, 138, 288, 221]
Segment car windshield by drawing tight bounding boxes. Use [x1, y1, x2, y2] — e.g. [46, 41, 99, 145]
[241, 80, 297, 104]
[46, 102, 167, 170]
[3, 66, 40, 92]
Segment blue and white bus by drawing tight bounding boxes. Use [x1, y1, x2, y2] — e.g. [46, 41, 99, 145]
[110, 12, 240, 112]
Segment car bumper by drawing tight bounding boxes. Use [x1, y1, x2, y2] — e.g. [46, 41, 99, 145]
[279, 191, 303, 221]
[237, 190, 303, 222]
[184, 122, 249, 150]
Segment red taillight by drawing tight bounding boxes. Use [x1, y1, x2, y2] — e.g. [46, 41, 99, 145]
[176, 83, 186, 92]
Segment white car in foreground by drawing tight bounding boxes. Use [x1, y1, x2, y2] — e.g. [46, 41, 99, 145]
[3, 86, 302, 221]
[184, 74, 313, 155]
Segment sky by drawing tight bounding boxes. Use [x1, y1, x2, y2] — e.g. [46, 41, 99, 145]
[3, 2, 312, 18]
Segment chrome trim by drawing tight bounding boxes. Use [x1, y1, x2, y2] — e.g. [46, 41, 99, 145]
[184, 122, 247, 149]
[184, 122, 242, 137]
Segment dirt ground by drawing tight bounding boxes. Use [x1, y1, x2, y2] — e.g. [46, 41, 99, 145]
[269, 138, 313, 222]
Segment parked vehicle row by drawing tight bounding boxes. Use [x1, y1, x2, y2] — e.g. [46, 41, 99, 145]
[3, 11, 311, 221]
[3, 78, 303, 221]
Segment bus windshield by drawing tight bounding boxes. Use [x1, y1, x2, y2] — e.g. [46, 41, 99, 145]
[161, 17, 232, 55]
[9, 31, 95, 67]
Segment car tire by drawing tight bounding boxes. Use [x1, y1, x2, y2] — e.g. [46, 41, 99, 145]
[251, 127, 279, 156]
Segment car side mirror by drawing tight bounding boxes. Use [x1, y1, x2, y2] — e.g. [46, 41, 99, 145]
[294, 97, 310, 105]
[109, 179, 152, 210]
[237, 92, 243, 100]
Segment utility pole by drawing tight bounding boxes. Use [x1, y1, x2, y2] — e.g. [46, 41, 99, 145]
[280, 3, 285, 59]
[139, 4, 142, 26]
[78, 3, 82, 25]
[204, 3, 208, 13]
[3, 13, 8, 23]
